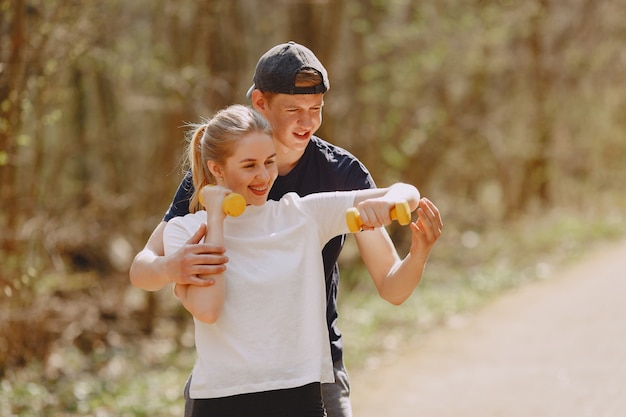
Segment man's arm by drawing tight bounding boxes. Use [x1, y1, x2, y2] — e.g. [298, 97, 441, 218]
[129, 221, 227, 291]
[354, 198, 443, 305]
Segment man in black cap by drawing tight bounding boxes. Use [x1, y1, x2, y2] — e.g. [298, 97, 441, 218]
[130, 41, 443, 417]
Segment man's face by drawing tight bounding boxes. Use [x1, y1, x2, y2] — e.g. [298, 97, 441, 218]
[257, 93, 324, 155]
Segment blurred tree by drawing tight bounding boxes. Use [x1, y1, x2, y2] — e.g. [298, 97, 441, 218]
[0, 0, 107, 374]
[0, 0, 26, 251]
[2, 0, 626, 381]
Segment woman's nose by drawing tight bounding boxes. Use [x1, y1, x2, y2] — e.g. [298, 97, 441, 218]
[257, 167, 270, 180]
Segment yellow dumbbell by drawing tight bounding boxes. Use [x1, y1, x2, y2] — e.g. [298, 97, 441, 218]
[346, 201, 411, 233]
[199, 186, 246, 217]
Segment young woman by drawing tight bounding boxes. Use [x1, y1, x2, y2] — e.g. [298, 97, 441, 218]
[163, 104, 422, 417]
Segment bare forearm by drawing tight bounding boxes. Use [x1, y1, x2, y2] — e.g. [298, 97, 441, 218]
[377, 253, 427, 305]
[180, 186, 228, 323]
[379, 198, 443, 304]
[356, 222, 430, 306]
[129, 221, 171, 291]
[176, 279, 226, 323]
[129, 247, 175, 291]
[356, 197, 442, 305]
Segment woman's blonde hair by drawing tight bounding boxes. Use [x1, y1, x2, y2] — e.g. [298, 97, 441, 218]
[186, 104, 272, 212]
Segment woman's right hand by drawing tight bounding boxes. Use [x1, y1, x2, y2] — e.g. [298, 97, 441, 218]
[201, 185, 235, 223]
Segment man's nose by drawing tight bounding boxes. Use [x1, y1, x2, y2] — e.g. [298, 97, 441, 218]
[298, 113, 313, 129]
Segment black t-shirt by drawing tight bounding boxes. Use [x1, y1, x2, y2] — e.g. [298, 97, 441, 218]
[164, 136, 376, 362]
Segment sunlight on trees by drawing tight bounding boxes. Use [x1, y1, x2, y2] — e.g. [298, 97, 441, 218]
[1, 0, 626, 414]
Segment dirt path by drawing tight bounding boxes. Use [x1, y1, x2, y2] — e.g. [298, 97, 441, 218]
[350, 239, 626, 417]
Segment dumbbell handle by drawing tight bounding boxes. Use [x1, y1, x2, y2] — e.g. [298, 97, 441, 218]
[346, 201, 411, 233]
[199, 186, 246, 217]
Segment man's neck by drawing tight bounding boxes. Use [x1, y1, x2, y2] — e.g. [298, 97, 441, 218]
[277, 151, 302, 176]
[275, 143, 306, 176]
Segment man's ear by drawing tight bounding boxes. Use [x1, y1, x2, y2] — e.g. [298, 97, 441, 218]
[251, 89, 267, 111]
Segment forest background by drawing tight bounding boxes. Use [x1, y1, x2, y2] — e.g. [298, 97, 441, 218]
[1, 0, 625, 416]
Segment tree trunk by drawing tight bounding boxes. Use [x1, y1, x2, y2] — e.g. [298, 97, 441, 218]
[0, 0, 26, 252]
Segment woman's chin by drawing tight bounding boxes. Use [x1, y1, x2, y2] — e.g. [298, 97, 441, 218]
[247, 195, 268, 206]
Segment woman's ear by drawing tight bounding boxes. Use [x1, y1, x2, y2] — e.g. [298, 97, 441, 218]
[207, 161, 223, 181]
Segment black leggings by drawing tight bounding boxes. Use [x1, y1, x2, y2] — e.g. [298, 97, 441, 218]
[189, 382, 326, 417]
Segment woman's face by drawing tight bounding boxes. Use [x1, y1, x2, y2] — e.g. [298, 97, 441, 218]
[220, 131, 278, 206]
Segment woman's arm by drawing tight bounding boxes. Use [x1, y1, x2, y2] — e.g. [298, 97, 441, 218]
[351, 182, 420, 230]
[352, 184, 442, 304]
[173, 187, 229, 323]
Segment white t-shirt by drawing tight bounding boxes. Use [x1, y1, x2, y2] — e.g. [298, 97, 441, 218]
[163, 191, 357, 399]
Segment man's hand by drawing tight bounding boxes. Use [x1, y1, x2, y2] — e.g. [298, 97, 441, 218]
[409, 198, 443, 261]
[166, 223, 227, 286]
[129, 221, 228, 291]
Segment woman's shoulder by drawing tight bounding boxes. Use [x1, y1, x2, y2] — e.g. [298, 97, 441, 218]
[163, 211, 207, 254]
[167, 210, 206, 229]
[279, 192, 303, 202]
[269, 192, 309, 212]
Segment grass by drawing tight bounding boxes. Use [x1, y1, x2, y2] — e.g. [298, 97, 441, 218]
[1, 327, 196, 417]
[1, 204, 625, 416]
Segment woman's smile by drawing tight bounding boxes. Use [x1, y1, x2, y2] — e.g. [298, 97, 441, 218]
[249, 183, 270, 196]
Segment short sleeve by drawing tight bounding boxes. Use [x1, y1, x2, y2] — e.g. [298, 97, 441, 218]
[164, 170, 194, 222]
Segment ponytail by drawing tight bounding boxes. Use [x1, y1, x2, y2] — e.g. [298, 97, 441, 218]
[188, 124, 215, 213]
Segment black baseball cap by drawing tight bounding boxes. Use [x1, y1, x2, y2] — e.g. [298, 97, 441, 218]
[246, 41, 330, 98]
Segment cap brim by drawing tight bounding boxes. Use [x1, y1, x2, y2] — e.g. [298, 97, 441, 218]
[246, 84, 255, 98]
